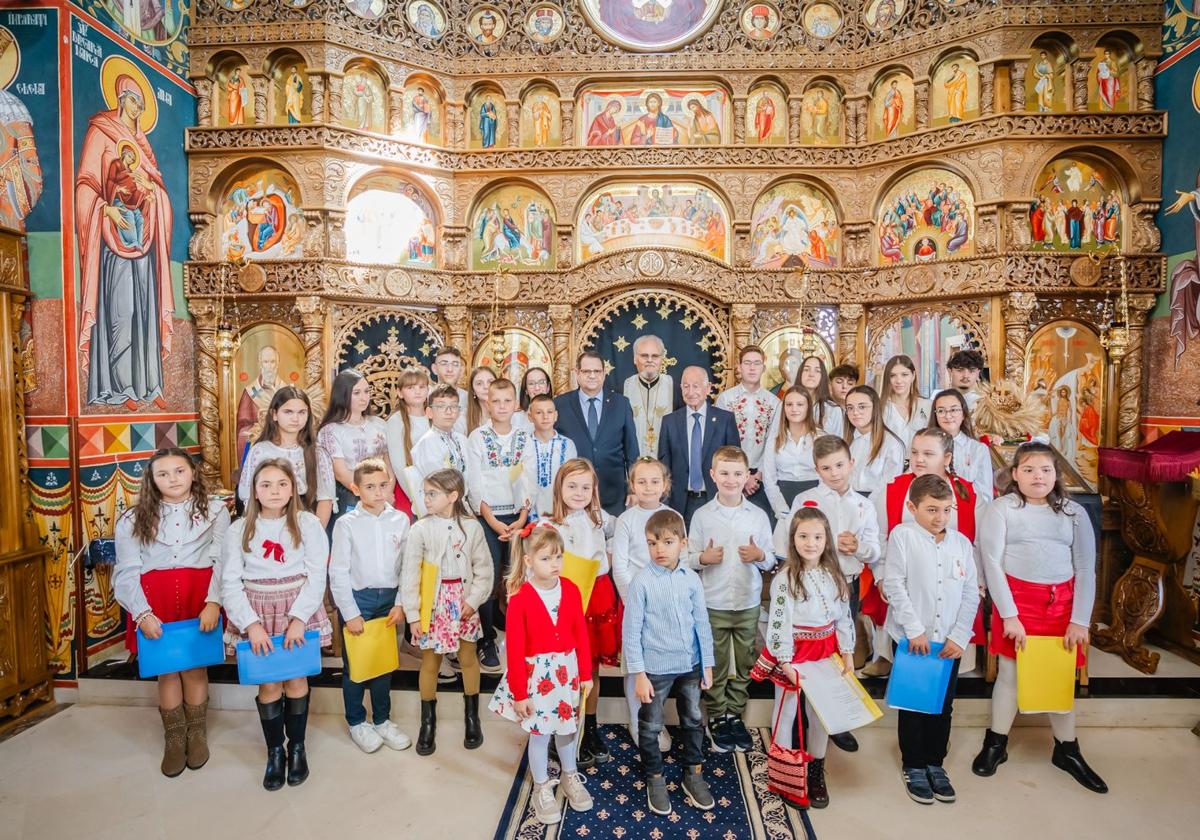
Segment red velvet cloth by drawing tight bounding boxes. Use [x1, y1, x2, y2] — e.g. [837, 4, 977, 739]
[1099, 431, 1200, 484]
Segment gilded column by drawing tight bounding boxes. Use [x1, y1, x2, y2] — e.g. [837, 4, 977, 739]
[730, 304, 755, 387]
[559, 99, 574, 146]
[733, 98, 747, 144]
[914, 80, 930, 128]
[836, 303, 864, 367]
[787, 97, 802, 144]
[1117, 294, 1157, 448]
[295, 297, 328, 420]
[548, 304, 573, 395]
[979, 63, 995, 115]
[1136, 59, 1157, 110]
[1010, 59, 1028, 112]
[190, 299, 222, 483]
[310, 75, 325, 123]
[195, 79, 213, 126]
[1071, 60, 1089, 111]
[1002, 291, 1037, 384]
[506, 101, 520, 147]
[388, 89, 404, 135]
[444, 305, 472, 367]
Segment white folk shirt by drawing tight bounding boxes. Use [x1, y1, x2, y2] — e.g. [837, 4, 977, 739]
[687, 498, 776, 612]
[624, 373, 674, 457]
[777, 483, 881, 578]
[412, 427, 469, 478]
[318, 416, 389, 467]
[765, 567, 855, 661]
[385, 412, 431, 474]
[328, 504, 409, 620]
[114, 500, 231, 619]
[882, 397, 933, 450]
[611, 503, 670, 600]
[466, 426, 533, 516]
[850, 430, 906, 497]
[816, 401, 845, 438]
[221, 512, 329, 633]
[526, 433, 577, 519]
[557, 509, 615, 576]
[238, 441, 336, 506]
[761, 431, 818, 516]
[882, 522, 980, 649]
[716, 384, 780, 470]
[954, 432, 995, 504]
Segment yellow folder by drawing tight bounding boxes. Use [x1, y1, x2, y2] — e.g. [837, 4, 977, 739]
[343, 617, 400, 683]
[561, 550, 601, 611]
[419, 561, 439, 633]
[1016, 635, 1077, 713]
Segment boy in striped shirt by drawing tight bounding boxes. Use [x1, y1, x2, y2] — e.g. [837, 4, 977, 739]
[623, 509, 716, 817]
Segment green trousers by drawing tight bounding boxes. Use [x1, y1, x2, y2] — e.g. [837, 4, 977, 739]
[704, 606, 760, 717]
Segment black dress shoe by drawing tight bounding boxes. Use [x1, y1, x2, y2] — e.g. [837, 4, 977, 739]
[971, 728, 1008, 777]
[1051, 739, 1108, 793]
[286, 742, 309, 786]
[263, 746, 286, 791]
[829, 731, 859, 753]
[808, 757, 829, 808]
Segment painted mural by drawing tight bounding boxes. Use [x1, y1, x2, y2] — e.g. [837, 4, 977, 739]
[469, 183, 556, 270]
[1024, 321, 1104, 486]
[930, 55, 979, 126]
[526, 4, 566, 44]
[520, 86, 560, 147]
[402, 80, 442, 144]
[1165, 169, 1200, 365]
[1029, 157, 1123, 252]
[407, 0, 448, 39]
[750, 182, 841, 269]
[345, 0, 388, 20]
[346, 173, 438, 267]
[468, 6, 507, 44]
[84, 0, 189, 74]
[876, 168, 975, 264]
[740, 3, 780, 40]
[802, 3, 842, 39]
[0, 26, 44, 233]
[1027, 47, 1068, 112]
[870, 72, 914, 141]
[575, 181, 730, 262]
[234, 324, 305, 458]
[219, 167, 304, 262]
[578, 0, 723, 51]
[468, 87, 506, 149]
[864, 0, 905, 32]
[271, 61, 309, 125]
[342, 65, 387, 133]
[746, 83, 786, 145]
[472, 328, 553, 389]
[579, 84, 730, 146]
[218, 62, 251, 127]
[800, 84, 843, 145]
[1089, 45, 1132, 112]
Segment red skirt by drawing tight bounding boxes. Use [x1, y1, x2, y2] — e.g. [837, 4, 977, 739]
[585, 573, 622, 667]
[124, 567, 214, 655]
[791, 630, 838, 664]
[393, 483, 414, 519]
[989, 575, 1086, 667]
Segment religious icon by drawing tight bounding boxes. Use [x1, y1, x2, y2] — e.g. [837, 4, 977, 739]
[803, 2, 842, 38]
[750, 182, 841, 269]
[876, 168, 975, 264]
[407, 0, 447, 39]
[740, 3, 779, 40]
[280, 65, 306, 124]
[469, 183, 556, 271]
[800, 84, 842, 145]
[344, 0, 387, 20]
[525, 4, 565, 44]
[404, 83, 439, 144]
[747, 83, 786, 145]
[1164, 169, 1200, 363]
[468, 7, 507, 45]
[219, 167, 304, 262]
[225, 64, 251, 125]
[521, 87, 560, 147]
[0, 26, 44, 233]
[75, 56, 173, 409]
[233, 325, 305, 459]
[1091, 48, 1125, 112]
[578, 84, 728, 145]
[760, 327, 834, 395]
[575, 181, 730, 262]
[1029, 157, 1122, 252]
[477, 94, 499, 147]
[346, 173, 438, 267]
[871, 312, 971, 398]
[930, 56, 978, 126]
[472, 329, 552, 389]
[218, 0, 255, 10]
[1031, 49, 1057, 112]
[685, 97, 720, 144]
[104, 0, 188, 47]
[943, 63, 968, 123]
[578, 0, 723, 52]
[341, 67, 386, 133]
[882, 78, 904, 137]
[871, 72, 914, 141]
[864, 0, 906, 32]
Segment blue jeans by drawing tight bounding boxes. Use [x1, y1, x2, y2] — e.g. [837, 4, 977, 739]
[340, 587, 398, 726]
[479, 512, 519, 645]
[637, 665, 704, 777]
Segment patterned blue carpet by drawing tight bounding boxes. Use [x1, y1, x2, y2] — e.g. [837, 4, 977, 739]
[493, 724, 816, 840]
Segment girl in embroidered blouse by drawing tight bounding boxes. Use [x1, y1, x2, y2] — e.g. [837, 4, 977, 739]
[844, 385, 906, 498]
[385, 367, 432, 518]
[318, 369, 393, 532]
[114, 448, 231, 778]
[762, 385, 821, 516]
[239, 387, 334, 526]
[880, 354, 933, 449]
[489, 525, 595, 824]
[928, 388, 995, 504]
[222, 459, 331, 791]
[796, 355, 845, 437]
[467, 366, 497, 433]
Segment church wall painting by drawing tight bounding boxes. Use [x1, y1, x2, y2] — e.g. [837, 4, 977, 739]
[520, 85, 560, 148]
[233, 323, 305, 460]
[218, 166, 304, 262]
[741, 3, 781, 41]
[1026, 46, 1068, 113]
[1028, 157, 1123, 252]
[864, 0, 906, 33]
[578, 84, 730, 146]
[469, 182, 555, 270]
[86, 0, 190, 76]
[876, 168, 975, 264]
[216, 59, 251, 127]
[577, 0, 723, 52]
[269, 56, 309, 125]
[472, 328, 553, 390]
[929, 54, 979, 126]
[1088, 44, 1133, 113]
[0, 22, 49, 237]
[869, 71, 914, 142]
[575, 181, 730, 263]
[407, 0, 448, 40]
[870, 311, 977, 399]
[746, 82, 786, 146]
[468, 85, 506, 149]
[467, 5, 507, 45]
[346, 172, 438, 267]
[341, 64, 388, 133]
[799, 83, 842, 145]
[749, 181, 841, 269]
[526, 4, 565, 44]
[802, 3, 842, 39]
[401, 78, 442, 145]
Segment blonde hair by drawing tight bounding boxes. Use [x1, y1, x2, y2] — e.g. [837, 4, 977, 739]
[505, 525, 564, 596]
[551, 458, 603, 527]
[241, 458, 303, 552]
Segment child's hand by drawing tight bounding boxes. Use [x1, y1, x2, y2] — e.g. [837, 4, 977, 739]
[345, 616, 366, 636]
[699, 539, 724, 565]
[635, 672, 654, 703]
[460, 604, 476, 620]
[408, 621, 422, 639]
[839, 653, 854, 675]
[1003, 616, 1027, 651]
[385, 606, 405, 627]
[701, 666, 713, 690]
[1064, 622, 1089, 651]
[836, 531, 858, 555]
[908, 633, 931, 656]
[138, 613, 163, 640]
[737, 536, 764, 564]
[513, 699, 533, 720]
[780, 663, 799, 687]
[939, 639, 964, 659]
[580, 680, 594, 702]
[198, 602, 221, 633]
[876, 581, 889, 604]
[248, 623, 273, 656]
[744, 473, 761, 495]
[283, 617, 307, 650]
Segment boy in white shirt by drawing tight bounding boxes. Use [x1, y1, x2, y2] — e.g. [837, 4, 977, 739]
[881, 474, 979, 806]
[328, 458, 412, 754]
[525, 393, 576, 519]
[466, 377, 532, 671]
[688, 445, 774, 754]
[716, 345, 780, 524]
[412, 385, 469, 483]
[431, 347, 469, 435]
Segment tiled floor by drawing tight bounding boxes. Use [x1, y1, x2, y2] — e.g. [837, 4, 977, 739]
[1, 704, 1197, 839]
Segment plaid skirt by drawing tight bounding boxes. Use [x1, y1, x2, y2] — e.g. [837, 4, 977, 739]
[224, 574, 332, 654]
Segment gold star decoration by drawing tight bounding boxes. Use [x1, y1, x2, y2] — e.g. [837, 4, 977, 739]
[419, 342, 432, 356]
[656, 303, 673, 319]
[631, 313, 648, 330]
[664, 354, 678, 370]
[354, 340, 369, 354]
[696, 335, 712, 351]
[613, 335, 630, 353]
[603, 360, 615, 375]
[680, 314, 697, 329]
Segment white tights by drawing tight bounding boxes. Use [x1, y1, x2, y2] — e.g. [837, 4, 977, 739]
[528, 732, 578, 784]
[992, 656, 1076, 740]
[771, 686, 828, 759]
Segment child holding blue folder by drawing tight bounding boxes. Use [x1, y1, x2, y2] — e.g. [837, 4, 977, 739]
[114, 448, 230, 778]
[222, 458, 331, 791]
[881, 474, 979, 806]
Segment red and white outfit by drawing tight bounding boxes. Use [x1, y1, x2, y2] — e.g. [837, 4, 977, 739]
[557, 509, 620, 667]
[114, 499, 231, 655]
[400, 514, 493, 653]
[489, 578, 593, 736]
[385, 411, 430, 517]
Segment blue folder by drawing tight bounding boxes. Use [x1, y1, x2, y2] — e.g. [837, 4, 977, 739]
[235, 630, 323, 685]
[884, 639, 954, 714]
[136, 617, 227, 679]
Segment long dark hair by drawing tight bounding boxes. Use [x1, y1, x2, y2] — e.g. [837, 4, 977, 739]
[1006, 441, 1072, 514]
[774, 385, 817, 452]
[255, 386, 318, 510]
[785, 507, 851, 603]
[881, 354, 922, 418]
[520, 366, 553, 410]
[241, 458, 303, 552]
[845, 384, 904, 464]
[796, 355, 834, 428]
[929, 388, 976, 438]
[126, 448, 211, 546]
[318, 368, 372, 430]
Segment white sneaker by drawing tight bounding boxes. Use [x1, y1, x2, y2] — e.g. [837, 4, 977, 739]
[349, 722, 383, 753]
[373, 720, 412, 751]
[532, 779, 561, 824]
[658, 727, 673, 753]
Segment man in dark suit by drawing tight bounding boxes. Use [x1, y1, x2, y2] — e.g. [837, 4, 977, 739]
[554, 350, 640, 515]
[658, 365, 741, 524]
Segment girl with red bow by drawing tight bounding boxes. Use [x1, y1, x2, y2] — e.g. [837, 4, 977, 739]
[222, 458, 331, 791]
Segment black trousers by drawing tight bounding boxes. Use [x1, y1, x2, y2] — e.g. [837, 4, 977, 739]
[682, 493, 708, 527]
[897, 658, 961, 769]
[479, 512, 520, 644]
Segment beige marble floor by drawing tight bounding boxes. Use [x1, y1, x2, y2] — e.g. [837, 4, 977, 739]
[2, 705, 1198, 839]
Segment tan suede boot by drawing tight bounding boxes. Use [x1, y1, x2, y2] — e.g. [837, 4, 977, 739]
[183, 700, 210, 770]
[160, 706, 188, 777]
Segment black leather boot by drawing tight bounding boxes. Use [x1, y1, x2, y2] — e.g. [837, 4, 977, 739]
[1051, 739, 1108, 793]
[971, 728, 1008, 777]
[416, 699, 437, 756]
[463, 694, 483, 750]
[284, 694, 310, 787]
[579, 714, 609, 768]
[829, 731, 859, 753]
[808, 757, 829, 808]
[255, 697, 286, 792]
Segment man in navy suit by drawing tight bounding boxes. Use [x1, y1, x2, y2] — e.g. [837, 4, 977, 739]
[554, 350, 640, 515]
[658, 365, 741, 524]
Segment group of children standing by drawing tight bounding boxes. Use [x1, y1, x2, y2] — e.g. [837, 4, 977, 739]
[113, 344, 1107, 816]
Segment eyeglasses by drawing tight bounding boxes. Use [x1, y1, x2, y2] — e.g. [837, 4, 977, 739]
[422, 488, 444, 498]
[430, 403, 459, 412]
[934, 407, 963, 416]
